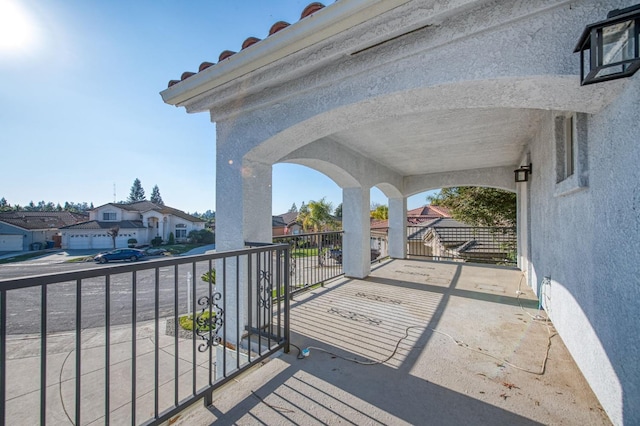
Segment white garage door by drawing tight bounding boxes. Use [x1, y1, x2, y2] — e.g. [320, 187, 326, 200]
[68, 234, 91, 250]
[91, 234, 113, 249]
[0, 235, 23, 251]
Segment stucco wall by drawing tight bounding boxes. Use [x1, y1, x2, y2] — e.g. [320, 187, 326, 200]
[528, 74, 640, 426]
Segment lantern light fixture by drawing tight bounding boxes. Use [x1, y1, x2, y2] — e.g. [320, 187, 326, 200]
[574, 4, 640, 85]
[514, 163, 532, 183]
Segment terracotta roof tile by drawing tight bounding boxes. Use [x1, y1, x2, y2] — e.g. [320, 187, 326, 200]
[167, 2, 327, 89]
[269, 21, 290, 35]
[199, 62, 215, 72]
[218, 50, 236, 61]
[241, 36, 261, 50]
[300, 2, 325, 19]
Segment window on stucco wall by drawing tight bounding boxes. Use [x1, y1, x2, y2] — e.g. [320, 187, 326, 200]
[554, 112, 588, 197]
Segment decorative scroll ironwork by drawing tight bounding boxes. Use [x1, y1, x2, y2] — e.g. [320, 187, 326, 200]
[259, 269, 272, 309]
[195, 292, 224, 352]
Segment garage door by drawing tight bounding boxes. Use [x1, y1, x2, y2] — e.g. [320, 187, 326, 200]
[67, 234, 91, 250]
[0, 235, 23, 251]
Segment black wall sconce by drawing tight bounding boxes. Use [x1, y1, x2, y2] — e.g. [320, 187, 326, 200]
[514, 163, 532, 182]
[574, 4, 640, 85]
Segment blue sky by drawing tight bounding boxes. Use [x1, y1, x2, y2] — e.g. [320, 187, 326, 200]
[0, 0, 436, 215]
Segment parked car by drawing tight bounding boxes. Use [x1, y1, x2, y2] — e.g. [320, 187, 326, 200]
[94, 249, 145, 264]
[329, 248, 381, 264]
[145, 247, 170, 256]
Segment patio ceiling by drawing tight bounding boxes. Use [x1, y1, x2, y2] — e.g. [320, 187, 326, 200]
[324, 107, 543, 176]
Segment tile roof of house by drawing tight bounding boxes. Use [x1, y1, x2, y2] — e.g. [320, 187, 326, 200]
[167, 2, 328, 89]
[424, 218, 516, 257]
[370, 219, 389, 230]
[61, 220, 146, 230]
[0, 211, 88, 230]
[98, 202, 204, 223]
[272, 216, 287, 227]
[407, 218, 441, 240]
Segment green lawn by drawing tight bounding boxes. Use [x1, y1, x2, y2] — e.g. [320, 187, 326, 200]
[291, 247, 318, 258]
[0, 252, 45, 264]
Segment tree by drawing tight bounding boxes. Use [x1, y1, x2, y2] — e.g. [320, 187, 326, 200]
[288, 203, 298, 213]
[107, 226, 120, 249]
[297, 197, 336, 232]
[0, 197, 10, 212]
[334, 203, 342, 218]
[429, 187, 516, 227]
[370, 204, 388, 220]
[150, 185, 164, 205]
[127, 178, 146, 203]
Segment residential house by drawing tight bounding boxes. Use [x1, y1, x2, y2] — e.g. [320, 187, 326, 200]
[370, 205, 451, 256]
[272, 211, 302, 236]
[0, 211, 87, 251]
[60, 201, 205, 250]
[406, 205, 451, 225]
[421, 218, 516, 264]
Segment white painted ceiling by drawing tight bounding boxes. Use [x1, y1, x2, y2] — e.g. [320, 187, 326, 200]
[327, 107, 544, 176]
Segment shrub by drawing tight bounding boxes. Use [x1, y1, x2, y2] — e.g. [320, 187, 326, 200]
[179, 310, 216, 332]
[168, 232, 175, 245]
[188, 229, 215, 244]
[151, 236, 162, 247]
[198, 229, 214, 244]
[201, 268, 215, 284]
[188, 230, 200, 243]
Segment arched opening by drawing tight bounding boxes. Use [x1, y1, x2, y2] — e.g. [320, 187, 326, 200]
[406, 185, 518, 266]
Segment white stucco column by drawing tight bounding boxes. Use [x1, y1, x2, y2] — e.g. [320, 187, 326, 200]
[215, 153, 273, 351]
[343, 187, 370, 279]
[388, 196, 406, 259]
[216, 158, 273, 250]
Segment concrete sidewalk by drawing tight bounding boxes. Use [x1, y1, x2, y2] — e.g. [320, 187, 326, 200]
[5, 319, 216, 425]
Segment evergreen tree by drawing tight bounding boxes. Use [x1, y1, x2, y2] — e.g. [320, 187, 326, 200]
[150, 185, 164, 205]
[0, 197, 10, 212]
[288, 203, 298, 213]
[127, 178, 146, 203]
[334, 203, 342, 218]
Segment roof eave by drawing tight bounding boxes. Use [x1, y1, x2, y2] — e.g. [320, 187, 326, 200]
[160, 0, 412, 111]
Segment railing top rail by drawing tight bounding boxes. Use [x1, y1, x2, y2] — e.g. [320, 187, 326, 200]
[273, 230, 344, 239]
[0, 243, 290, 290]
[409, 226, 516, 231]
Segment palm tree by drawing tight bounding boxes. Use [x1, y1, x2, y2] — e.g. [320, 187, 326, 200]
[297, 197, 336, 232]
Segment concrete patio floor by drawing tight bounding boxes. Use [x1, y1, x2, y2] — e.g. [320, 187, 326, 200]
[177, 258, 610, 425]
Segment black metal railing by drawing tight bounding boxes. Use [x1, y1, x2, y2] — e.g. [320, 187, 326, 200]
[0, 244, 290, 425]
[407, 226, 516, 265]
[272, 231, 344, 294]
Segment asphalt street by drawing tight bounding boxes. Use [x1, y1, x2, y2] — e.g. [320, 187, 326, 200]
[0, 249, 216, 335]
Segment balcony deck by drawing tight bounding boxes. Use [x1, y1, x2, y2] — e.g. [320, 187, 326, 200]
[177, 258, 610, 425]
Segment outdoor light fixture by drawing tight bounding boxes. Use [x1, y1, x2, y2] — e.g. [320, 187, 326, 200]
[514, 163, 532, 183]
[575, 4, 640, 85]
